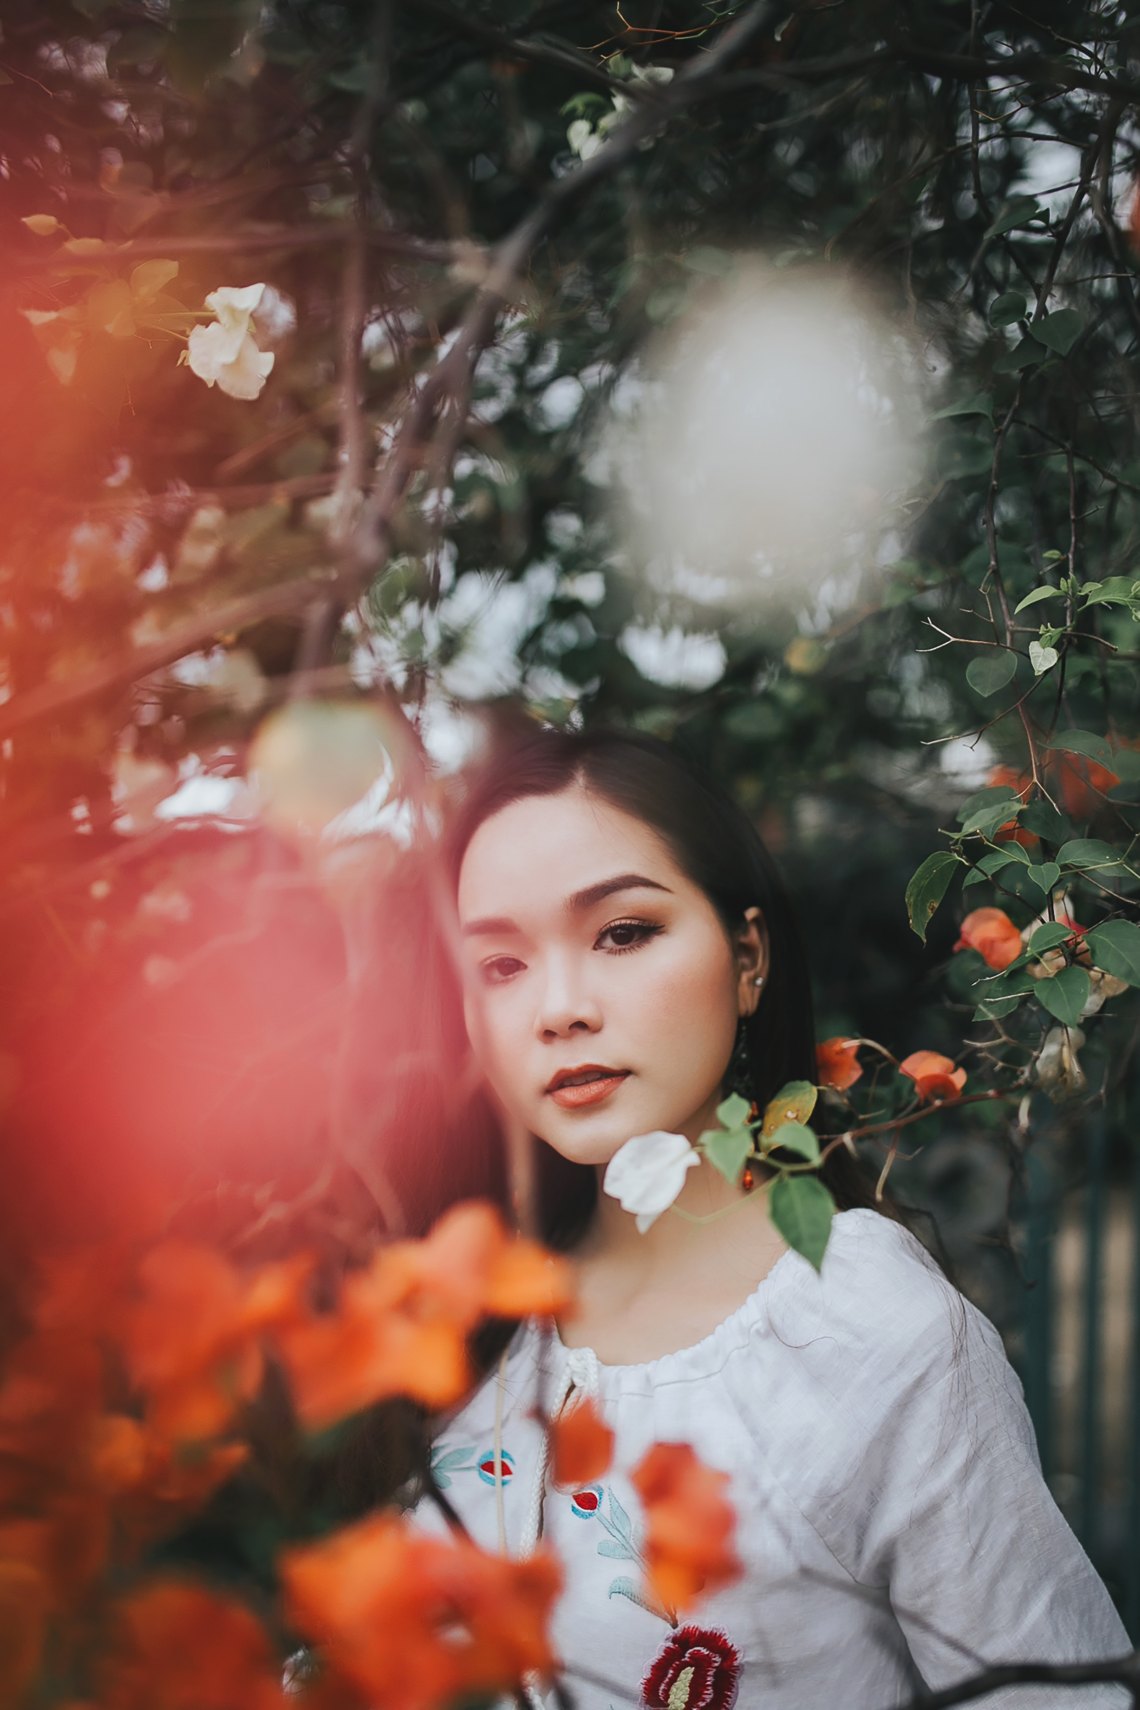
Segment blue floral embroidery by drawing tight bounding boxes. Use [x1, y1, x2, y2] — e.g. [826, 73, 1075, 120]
[569, 1482, 604, 1519]
[429, 1444, 477, 1490]
[595, 1489, 674, 1623]
[476, 1446, 516, 1486]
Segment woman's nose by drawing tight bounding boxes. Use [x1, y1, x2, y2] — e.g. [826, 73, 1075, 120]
[534, 957, 602, 1040]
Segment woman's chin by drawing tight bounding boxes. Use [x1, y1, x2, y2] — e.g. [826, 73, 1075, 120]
[536, 1110, 671, 1170]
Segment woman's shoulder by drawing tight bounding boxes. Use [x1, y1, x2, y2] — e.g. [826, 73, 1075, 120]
[772, 1203, 971, 1352]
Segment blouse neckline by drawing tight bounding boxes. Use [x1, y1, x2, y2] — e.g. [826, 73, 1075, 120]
[535, 1206, 874, 1389]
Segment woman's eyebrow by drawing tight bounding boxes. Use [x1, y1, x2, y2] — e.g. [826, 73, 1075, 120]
[461, 873, 672, 938]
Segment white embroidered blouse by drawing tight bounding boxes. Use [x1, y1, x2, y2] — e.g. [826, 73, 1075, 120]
[407, 1206, 1133, 1710]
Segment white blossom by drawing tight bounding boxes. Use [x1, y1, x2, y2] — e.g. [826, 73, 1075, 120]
[187, 282, 275, 400]
[567, 118, 603, 161]
[602, 1131, 700, 1232]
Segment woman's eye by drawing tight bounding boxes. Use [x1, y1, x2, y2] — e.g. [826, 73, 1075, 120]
[597, 919, 662, 953]
[480, 955, 526, 985]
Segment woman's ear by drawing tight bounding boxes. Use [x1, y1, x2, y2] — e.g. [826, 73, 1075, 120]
[735, 906, 770, 1016]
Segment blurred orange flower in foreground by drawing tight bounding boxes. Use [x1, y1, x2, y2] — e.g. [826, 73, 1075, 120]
[631, 1442, 740, 1612]
[100, 1579, 287, 1710]
[954, 906, 1022, 971]
[123, 1241, 312, 1442]
[551, 1396, 614, 1488]
[899, 1051, 967, 1102]
[816, 1037, 863, 1091]
[278, 1203, 574, 1429]
[282, 1511, 562, 1710]
[0, 1555, 51, 1705]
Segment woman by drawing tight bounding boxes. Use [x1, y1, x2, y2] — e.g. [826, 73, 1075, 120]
[407, 723, 1131, 1710]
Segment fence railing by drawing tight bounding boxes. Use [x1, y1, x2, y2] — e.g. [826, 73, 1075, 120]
[1012, 1114, 1140, 1641]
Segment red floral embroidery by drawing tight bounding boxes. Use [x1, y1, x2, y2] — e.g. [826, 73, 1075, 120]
[641, 1625, 740, 1709]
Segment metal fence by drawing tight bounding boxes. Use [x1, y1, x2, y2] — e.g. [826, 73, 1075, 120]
[1012, 1115, 1140, 1641]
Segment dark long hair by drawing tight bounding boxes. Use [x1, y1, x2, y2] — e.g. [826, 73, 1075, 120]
[443, 720, 915, 1249]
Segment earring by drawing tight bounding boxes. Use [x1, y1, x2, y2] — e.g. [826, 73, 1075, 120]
[726, 1014, 755, 1104]
[752, 973, 765, 989]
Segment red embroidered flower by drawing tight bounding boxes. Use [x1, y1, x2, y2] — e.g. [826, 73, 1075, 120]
[641, 1625, 740, 1709]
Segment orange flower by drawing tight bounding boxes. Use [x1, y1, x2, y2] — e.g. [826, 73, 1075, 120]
[99, 1580, 286, 1710]
[122, 1242, 310, 1442]
[954, 906, 1022, 971]
[986, 765, 1037, 847]
[87, 1414, 248, 1557]
[551, 1397, 614, 1488]
[282, 1511, 562, 1710]
[816, 1037, 863, 1092]
[278, 1202, 574, 1430]
[1051, 751, 1119, 819]
[631, 1442, 740, 1612]
[899, 1051, 967, 1103]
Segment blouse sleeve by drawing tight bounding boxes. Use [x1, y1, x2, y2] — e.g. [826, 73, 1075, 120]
[768, 1213, 1134, 1709]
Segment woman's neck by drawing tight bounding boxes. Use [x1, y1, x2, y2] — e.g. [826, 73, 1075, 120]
[558, 1162, 790, 1362]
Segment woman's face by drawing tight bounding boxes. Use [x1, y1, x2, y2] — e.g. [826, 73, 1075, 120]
[457, 783, 764, 1169]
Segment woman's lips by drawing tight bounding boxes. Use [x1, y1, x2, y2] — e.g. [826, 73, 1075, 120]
[547, 1072, 630, 1109]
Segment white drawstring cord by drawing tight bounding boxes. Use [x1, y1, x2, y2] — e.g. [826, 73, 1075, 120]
[494, 1348, 509, 1556]
[497, 1337, 603, 1710]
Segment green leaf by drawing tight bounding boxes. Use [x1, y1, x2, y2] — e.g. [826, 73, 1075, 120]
[964, 848, 1031, 889]
[1052, 735, 1140, 786]
[1057, 838, 1130, 873]
[1029, 640, 1059, 675]
[1036, 966, 1090, 1026]
[966, 652, 1017, 696]
[1024, 861, 1061, 895]
[931, 393, 993, 422]
[986, 197, 1048, 237]
[1081, 576, 1140, 607]
[1021, 802, 1071, 841]
[1084, 920, 1140, 986]
[905, 850, 962, 941]
[715, 1092, 752, 1129]
[1014, 585, 1063, 614]
[763, 1121, 820, 1164]
[1028, 923, 1077, 954]
[993, 339, 1043, 374]
[1049, 729, 1116, 769]
[957, 785, 1021, 823]
[701, 1125, 753, 1186]
[1029, 309, 1083, 356]
[761, 1080, 818, 1133]
[770, 1174, 835, 1273]
[959, 798, 1024, 841]
[989, 291, 1027, 327]
[973, 994, 1026, 1020]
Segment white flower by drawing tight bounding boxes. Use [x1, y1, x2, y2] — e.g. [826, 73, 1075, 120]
[602, 1131, 700, 1233]
[187, 282, 275, 400]
[250, 283, 296, 348]
[567, 118, 603, 161]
